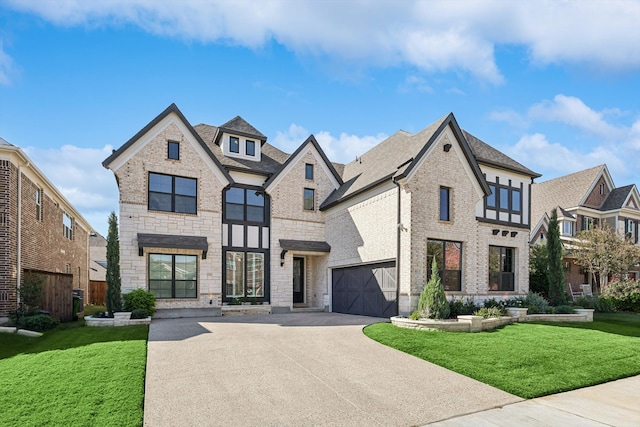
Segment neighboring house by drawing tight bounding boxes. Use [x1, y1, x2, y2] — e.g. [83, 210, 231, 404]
[531, 164, 640, 288]
[0, 137, 92, 318]
[89, 232, 107, 305]
[102, 104, 539, 317]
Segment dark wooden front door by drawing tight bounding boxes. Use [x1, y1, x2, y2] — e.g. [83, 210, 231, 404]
[293, 257, 304, 304]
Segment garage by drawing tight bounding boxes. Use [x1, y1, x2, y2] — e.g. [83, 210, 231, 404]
[331, 261, 397, 317]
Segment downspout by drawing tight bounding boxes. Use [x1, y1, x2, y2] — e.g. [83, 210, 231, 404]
[394, 179, 401, 315]
[16, 164, 24, 304]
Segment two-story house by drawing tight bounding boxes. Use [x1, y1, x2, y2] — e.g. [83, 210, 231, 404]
[531, 164, 640, 289]
[103, 104, 539, 317]
[1, 137, 92, 319]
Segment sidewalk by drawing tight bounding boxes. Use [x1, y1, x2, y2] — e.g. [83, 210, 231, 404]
[427, 374, 640, 426]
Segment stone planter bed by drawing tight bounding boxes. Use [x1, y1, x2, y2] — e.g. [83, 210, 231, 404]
[85, 312, 151, 327]
[391, 308, 594, 332]
[0, 326, 43, 337]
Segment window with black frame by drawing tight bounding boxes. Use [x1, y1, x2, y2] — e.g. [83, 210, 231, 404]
[148, 254, 197, 298]
[148, 172, 197, 214]
[488, 246, 514, 291]
[427, 239, 462, 291]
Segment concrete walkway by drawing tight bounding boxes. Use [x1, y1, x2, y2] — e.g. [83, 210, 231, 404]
[144, 312, 520, 426]
[144, 312, 639, 426]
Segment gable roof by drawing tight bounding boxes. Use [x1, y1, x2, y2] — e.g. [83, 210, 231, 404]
[0, 137, 13, 146]
[321, 113, 531, 210]
[264, 134, 343, 190]
[601, 184, 634, 211]
[102, 103, 233, 183]
[215, 115, 267, 144]
[530, 165, 605, 226]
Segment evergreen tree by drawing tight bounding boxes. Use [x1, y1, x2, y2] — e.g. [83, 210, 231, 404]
[106, 211, 122, 315]
[418, 257, 450, 319]
[546, 209, 567, 305]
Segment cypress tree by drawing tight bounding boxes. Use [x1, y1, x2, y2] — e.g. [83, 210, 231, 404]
[546, 208, 567, 306]
[106, 211, 122, 315]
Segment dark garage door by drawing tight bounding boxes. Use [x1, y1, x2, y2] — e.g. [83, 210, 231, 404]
[332, 262, 397, 318]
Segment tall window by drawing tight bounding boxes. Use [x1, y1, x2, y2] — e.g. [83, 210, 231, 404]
[305, 163, 314, 180]
[35, 187, 43, 221]
[167, 141, 179, 160]
[149, 254, 197, 298]
[511, 189, 521, 212]
[224, 187, 265, 222]
[562, 221, 574, 236]
[489, 246, 514, 291]
[229, 136, 240, 153]
[439, 187, 450, 221]
[63, 212, 73, 240]
[148, 172, 197, 214]
[626, 219, 638, 243]
[582, 216, 597, 231]
[226, 251, 264, 298]
[304, 188, 315, 211]
[246, 140, 255, 156]
[486, 184, 496, 208]
[427, 239, 462, 291]
[499, 187, 509, 210]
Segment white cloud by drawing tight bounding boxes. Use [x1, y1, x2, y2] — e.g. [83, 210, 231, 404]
[505, 133, 627, 180]
[273, 123, 387, 163]
[0, 40, 17, 85]
[7, 1, 640, 83]
[529, 95, 623, 139]
[398, 75, 432, 94]
[487, 109, 528, 129]
[23, 144, 118, 236]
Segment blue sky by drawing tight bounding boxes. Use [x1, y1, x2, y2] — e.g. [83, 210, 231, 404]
[1, 0, 640, 236]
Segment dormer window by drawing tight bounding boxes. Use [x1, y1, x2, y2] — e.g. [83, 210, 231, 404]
[230, 137, 240, 153]
[246, 140, 255, 156]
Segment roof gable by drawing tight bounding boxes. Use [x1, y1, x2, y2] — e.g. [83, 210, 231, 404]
[463, 131, 541, 177]
[264, 135, 342, 192]
[102, 103, 232, 185]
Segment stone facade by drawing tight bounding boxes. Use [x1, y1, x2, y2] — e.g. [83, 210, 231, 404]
[0, 148, 91, 318]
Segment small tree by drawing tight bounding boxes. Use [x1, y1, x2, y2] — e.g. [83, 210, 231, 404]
[574, 223, 640, 292]
[529, 243, 549, 297]
[19, 272, 44, 313]
[417, 258, 450, 319]
[546, 209, 567, 306]
[106, 211, 122, 315]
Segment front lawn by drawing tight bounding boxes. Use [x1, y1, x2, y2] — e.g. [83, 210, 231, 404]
[0, 324, 148, 427]
[364, 312, 640, 399]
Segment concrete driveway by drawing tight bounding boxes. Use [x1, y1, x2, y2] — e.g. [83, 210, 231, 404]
[144, 312, 520, 426]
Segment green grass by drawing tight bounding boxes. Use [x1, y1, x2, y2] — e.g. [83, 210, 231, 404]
[364, 312, 640, 399]
[0, 324, 148, 426]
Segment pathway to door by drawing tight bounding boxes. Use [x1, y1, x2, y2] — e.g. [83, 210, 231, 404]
[144, 312, 520, 426]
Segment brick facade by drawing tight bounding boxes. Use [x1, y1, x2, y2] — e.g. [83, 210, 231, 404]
[0, 151, 91, 318]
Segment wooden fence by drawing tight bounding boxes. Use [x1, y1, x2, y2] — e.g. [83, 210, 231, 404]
[24, 270, 73, 322]
[89, 280, 107, 305]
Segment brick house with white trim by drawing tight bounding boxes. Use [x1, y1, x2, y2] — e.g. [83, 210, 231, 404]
[0, 137, 92, 318]
[103, 104, 539, 317]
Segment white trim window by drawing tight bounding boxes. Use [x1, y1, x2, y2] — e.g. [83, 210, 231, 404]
[63, 212, 73, 240]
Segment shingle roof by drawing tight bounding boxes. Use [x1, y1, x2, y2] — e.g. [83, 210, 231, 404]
[530, 164, 605, 226]
[193, 124, 289, 176]
[601, 185, 634, 211]
[0, 137, 13, 146]
[320, 114, 536, 210]
[463, 131, 540, 177]
[218, 116, 267, 141]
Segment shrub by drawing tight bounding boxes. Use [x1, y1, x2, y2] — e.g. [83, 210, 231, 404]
[573, 295, 614, 312]
[123, 289, 156, 317]
[523, 292, 550, 314]
[473, 307, 505, 319]
[130, 309, 148, 319]
[553, 305, 575, 314]
[416, 258, 450, 319]
[20, 314, 59, 332]
[409, 310, 421, 320]
[20, 272, 44, 311]
[601, 279, 640, 312]
[449, 297, 478, 317]
[483, 298, 505, 309]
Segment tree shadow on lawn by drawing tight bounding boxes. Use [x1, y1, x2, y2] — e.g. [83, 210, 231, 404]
[529, 312, 640, 338]
[0, 324, 148, 360]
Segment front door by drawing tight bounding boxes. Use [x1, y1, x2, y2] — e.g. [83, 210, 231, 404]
[293, 257, 304, 304]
